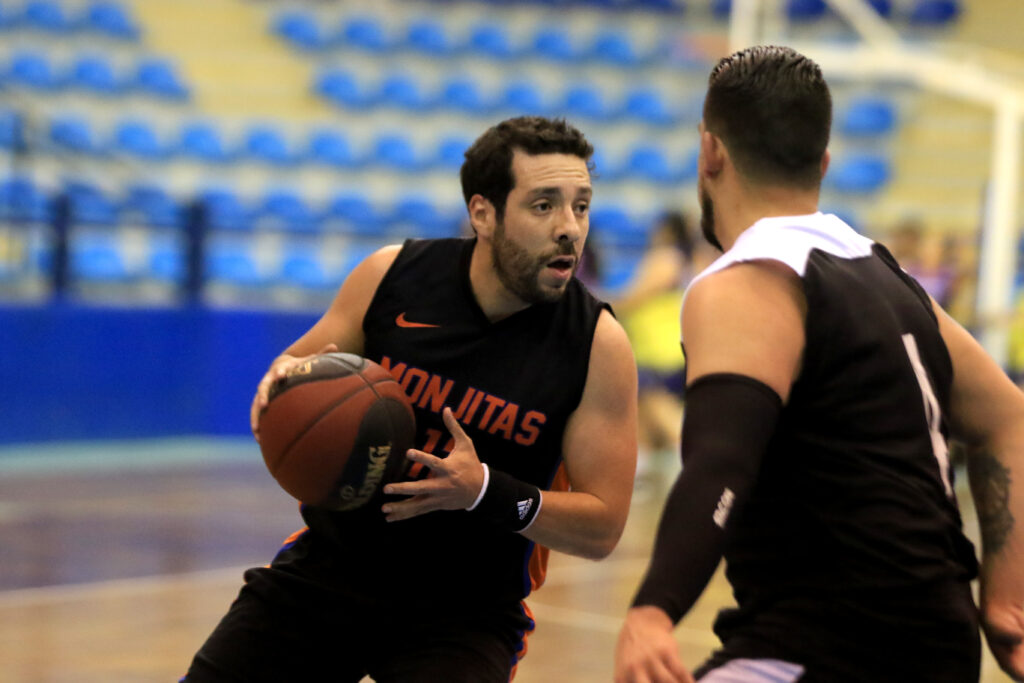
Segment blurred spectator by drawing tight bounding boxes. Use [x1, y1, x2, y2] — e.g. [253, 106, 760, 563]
[611, 210, 694, 490]
[886, 217, 958, 307]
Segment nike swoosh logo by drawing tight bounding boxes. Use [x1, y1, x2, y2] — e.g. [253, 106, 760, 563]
[395, 312, 440, 329]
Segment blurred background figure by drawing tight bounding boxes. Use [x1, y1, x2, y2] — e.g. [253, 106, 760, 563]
[611, 210, 693, 493]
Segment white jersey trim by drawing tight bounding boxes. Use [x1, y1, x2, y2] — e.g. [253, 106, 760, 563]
[681, 213, 874, 343]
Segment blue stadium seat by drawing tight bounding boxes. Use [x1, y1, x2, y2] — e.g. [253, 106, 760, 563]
[620, 87, 677, 126]
[710, 0, 732, 19]
[434, 135, 470, 171]
[8, 51, 63, 90]
[622, 145, 686, 184]
[22, 0, 75, 33]
[829, 155, 891, 194]
[600, 248, 645, 292]
[561, 84, 612, 121]
[314, 68, 377, 110]
[839, 96, 896, 137]
[372, 133, 422, 172]
[200, 188, 251, 231]
[178, 121, 233, 163]
[323, 192, 383, 235]
[908, 0, 960, 25]
[113, 119, 168, 161]
[70, 54, 123, 95]
[257, 188, 318, 232]
[147, 237, 186, 283]
[404, 18, 455, 57]
[84, 1, 140, 40]
[122, 183, 182, 228]
[49, 114, 100, 154]
[377, 71, 433, 112]
[272, 11, 328, 51]
[133, 58, 189, 101]
[587, 29, 643, 67]
[65, 182, 120, 225]
[589, 148, 621, 183]
[589, 205, 647, 249]
[242, 124, 298, 166]
[205, 242, 263, 287]
[866, 0, 893, 17]
[0, 110, 24, 150]
[72, 236, 131, 283]
[466, 22, 518, 61]
[307, 128, 360, 169]
[280, 248, 332, 290]
[388, 195, 457, 238]
[337, 15, 391, 53]
[500, 80, 547, 115]
[786, 0, 827, 21]
[439, 75, 491, 115]
[531, 27, 580, 63]
[0, 177, 52, 223]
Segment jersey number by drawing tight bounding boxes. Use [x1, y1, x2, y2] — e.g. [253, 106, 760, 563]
[902, 333, 954, 497]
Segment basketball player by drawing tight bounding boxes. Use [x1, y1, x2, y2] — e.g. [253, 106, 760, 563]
[183, 116, 638, 682]
[614, 46, 1024, 682]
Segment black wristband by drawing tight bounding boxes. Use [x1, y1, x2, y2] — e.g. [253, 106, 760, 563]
[467, 464, 542, 532]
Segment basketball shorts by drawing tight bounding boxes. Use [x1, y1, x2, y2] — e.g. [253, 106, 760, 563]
[182, 565, 534, 683]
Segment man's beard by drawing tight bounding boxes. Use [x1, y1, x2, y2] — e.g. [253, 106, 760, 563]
[491, 220, 576, 305]
[700, 186, 723, 252]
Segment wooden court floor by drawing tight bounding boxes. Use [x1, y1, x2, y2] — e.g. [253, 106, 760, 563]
[0, 438, 1012, 682]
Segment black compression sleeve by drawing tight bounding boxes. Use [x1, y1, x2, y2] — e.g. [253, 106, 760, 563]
[632, 373, 782, 623]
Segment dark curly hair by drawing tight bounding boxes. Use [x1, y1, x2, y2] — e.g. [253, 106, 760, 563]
[460, 116, 594, 220]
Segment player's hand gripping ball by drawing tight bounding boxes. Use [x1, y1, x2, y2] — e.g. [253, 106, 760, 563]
[258, 352, 415, 510]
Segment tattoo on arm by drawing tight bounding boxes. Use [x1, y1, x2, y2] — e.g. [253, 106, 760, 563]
[968, 450, 1015, 556]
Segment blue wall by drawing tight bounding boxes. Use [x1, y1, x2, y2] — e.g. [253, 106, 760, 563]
[0, 304, 319, 444]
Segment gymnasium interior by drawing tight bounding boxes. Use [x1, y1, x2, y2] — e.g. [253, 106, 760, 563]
[0, 0, 1020, 680]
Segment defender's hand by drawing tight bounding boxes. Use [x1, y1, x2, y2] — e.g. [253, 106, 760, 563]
[615, 606, 694, 683]
[250, 343, 339, 441]
[381, 407, 485, 522]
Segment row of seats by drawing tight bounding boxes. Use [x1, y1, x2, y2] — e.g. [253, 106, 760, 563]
[314, 69, 703, 125]
[13, 112, 891, 192]
[0, 165, 886, 247]
[277, 13, 688, 68]
[313, 69, 899, 134]
[275, 0, 960, 67]
[0, 0, 138, 39]
[2, 51, 190, 100]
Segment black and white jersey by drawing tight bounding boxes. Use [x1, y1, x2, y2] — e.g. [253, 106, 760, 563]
[686, 213, 980, 680]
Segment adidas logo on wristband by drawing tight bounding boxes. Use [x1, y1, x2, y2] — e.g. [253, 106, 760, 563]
[517, 498, 533, 520]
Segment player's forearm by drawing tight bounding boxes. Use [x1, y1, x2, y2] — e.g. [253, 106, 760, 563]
[519, 489, 626, 559]
[968, 438, 1024, 604]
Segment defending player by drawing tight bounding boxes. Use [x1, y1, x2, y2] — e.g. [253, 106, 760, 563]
[614, 46, 1024, 682]
[183, 116, 638, 682]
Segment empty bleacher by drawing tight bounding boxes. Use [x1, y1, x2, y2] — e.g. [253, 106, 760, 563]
[0, 0, 966, 309]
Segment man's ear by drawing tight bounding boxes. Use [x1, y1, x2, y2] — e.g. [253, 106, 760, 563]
[468, 194, 496, 240]
[820, 148, 830, 178]
[700, 129, 725, 178]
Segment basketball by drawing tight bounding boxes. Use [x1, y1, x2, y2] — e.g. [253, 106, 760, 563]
[258, 352, 415, 511]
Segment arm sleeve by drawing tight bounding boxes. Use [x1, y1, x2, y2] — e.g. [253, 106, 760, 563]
[631, 372, 783, 623]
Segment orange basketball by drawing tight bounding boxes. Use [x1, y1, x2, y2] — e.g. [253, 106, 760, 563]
[258, 352, 414, 510]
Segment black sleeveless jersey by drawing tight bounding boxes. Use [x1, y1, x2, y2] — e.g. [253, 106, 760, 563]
[688, 214, 980, 679]
[295, 237, 607, 608]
